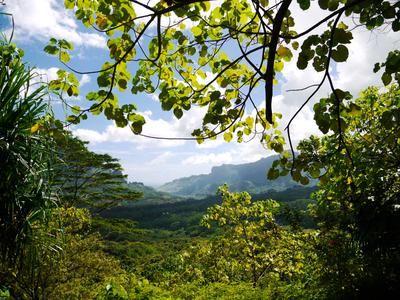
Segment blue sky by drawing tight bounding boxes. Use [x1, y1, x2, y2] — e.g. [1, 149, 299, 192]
[2, 1, 397, 186]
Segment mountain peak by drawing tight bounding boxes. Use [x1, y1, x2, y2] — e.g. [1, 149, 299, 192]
[158, 155, 305, 198]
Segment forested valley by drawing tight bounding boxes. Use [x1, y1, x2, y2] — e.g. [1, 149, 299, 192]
[1, 0, 400, 299]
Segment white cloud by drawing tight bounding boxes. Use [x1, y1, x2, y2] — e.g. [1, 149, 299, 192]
[196, 139, 225, 149]
[73, 128, 107, 143]
[143, 110, 153, 116]
[79, 74, 91, 86]
[291, 0, 332, 34]
[73, 106, 207, 148]
[272, 6, 398, 149]
[34, 67, 59, 83]
[182, 152, 233, 166]
[6, 0, 106, 48]
[334, 28, 398, 94]
[149, 93, 159, 102]
[148, 151, 174, 165]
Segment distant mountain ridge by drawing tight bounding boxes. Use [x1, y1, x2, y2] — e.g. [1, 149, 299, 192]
[127, 182, 183, 205]
[158, 155, 308, 198]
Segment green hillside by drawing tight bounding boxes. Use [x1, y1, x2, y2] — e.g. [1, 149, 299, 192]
[101, 186, 318, 233]
[158, 155, 310, 198]
[127, 182, 184, 205]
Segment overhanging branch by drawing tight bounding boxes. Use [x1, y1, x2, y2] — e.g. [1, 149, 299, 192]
[265, 0, 292, 124]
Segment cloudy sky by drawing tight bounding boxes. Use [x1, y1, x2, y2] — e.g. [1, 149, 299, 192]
[1, 0, 397, 186]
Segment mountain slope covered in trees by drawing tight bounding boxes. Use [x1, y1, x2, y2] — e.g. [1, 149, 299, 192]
[127, 182, 184, 205]
[158, 155, 311, 197]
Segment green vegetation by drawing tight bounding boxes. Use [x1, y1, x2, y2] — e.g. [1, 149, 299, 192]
[101, 186, 317, 233]
[272, 85, 400, 297]
[1, 0, 400, 299]
[52, 131, 142, 210]
[200, 185, 309, 286]
[0, 38, 57, 295]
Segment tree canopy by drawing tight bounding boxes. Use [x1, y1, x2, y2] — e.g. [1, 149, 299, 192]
[200, 185, 310, 286]
[52, 131, 142, 210]
[270, 85, 400, 296]
[45, 0, 399, 153]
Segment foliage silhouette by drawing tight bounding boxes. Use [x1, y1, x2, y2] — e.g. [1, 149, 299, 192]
[45, 0, 400, 157]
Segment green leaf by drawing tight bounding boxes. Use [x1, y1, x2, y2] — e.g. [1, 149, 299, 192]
[318, 0, 329, 10]
[49, 80, 61, 91]
[310, 168, 320, 178]
[66, 115, 80, 124]
[67, 85, 74, 96]
[300, 176, 310, 185]
[333, 28, 353, 45]
[67, 73, 79, 85]
[191, 26, 202, 37]
[129, 114, 146, 134]
[161, 99, 173, 111]
[210, 91, 221, 101]
[332, 45, 349, 62]
[274, 61, 284, 72]
[327, 0, 339, 11]
[315, 117, 330, 134]
[57, 69, 66, 78]
[97, 74, 110, 87]
[220, 78, 229, 88]
[348, 103, 361, 116]
[196, 137, 205, 144]
[64, 0, 75, 9]
[267, 168, 280, 180]
[297, 55, 308, 69]
[60, 51, 70, 63]
[173, 108, 183, 119]
[58, 39, 74, 50]
[245, 116, 254, 128]
[71, 105, 81, 114]
[337, 22, 348, 30]
[118, 79, 127, 90]
[200, 45, 208, 57]
[292, 170, 301, 182]
[381, 72, 392, 85]
[44, 45, 59, 55]
[223, 132, 233, 142]
[392, 19, 400, 32]
[297, 0, 310, 10]
[188, 47, 196, 55]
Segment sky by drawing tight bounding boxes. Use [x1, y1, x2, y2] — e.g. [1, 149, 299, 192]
[1, 0, 398, 186]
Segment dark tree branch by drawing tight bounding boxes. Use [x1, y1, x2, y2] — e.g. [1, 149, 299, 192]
[55, 0, 374, 148]
[61, 15, 156, 75]
[286, 84, 320, 92]
[265, 0, 292, 124]
[285, 9, 345, 174]
[139, 102, 245, 141]
[288, 0, 368, 39]
[326, 71, 355, 169]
